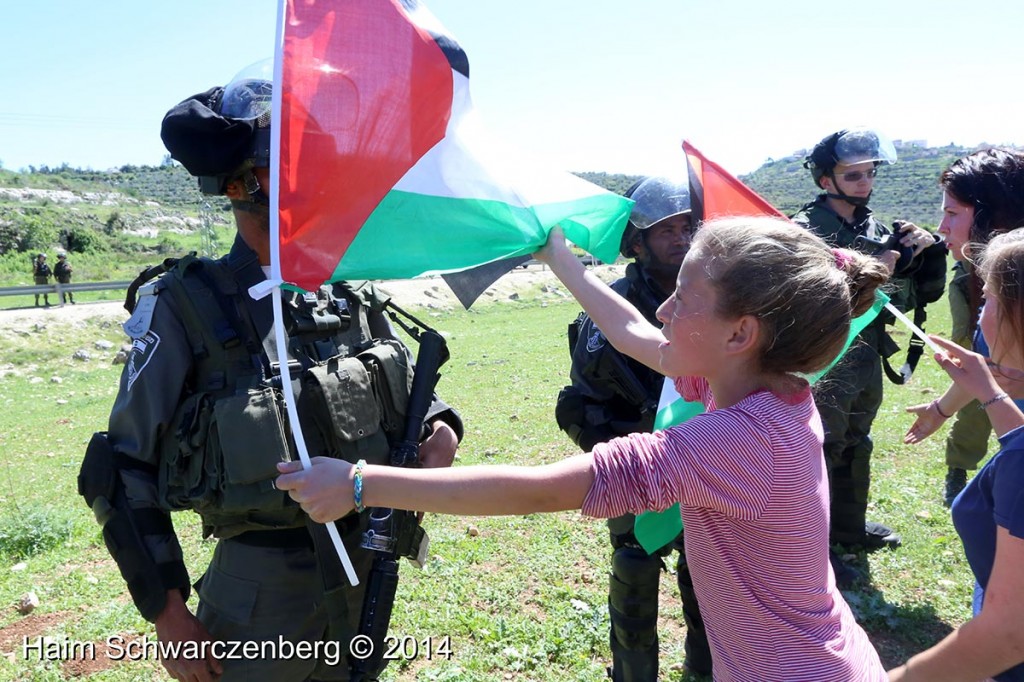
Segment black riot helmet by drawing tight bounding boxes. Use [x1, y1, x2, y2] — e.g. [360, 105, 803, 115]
[619, 175, 692, 258]
[803, 127, 896, 206]
[160, 59, 273, 202]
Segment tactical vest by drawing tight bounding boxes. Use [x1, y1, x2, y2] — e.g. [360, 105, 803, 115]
[557, 264, 666, 447]
[150, 255, 411, 539]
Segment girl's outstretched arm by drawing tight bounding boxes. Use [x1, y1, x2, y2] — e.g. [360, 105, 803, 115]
[534, 227, 667, 372]
[276, 454, 596, 523]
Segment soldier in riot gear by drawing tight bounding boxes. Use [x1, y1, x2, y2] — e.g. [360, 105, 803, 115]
[555, 175, 712, 680]
[32, 252, 52, 306]
[54, 253, 74, 304]
[77, 60, 462, 682]
[793, 127, 938, 584]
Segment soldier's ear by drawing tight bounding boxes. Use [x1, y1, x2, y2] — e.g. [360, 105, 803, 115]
[223, 179, 247, 201]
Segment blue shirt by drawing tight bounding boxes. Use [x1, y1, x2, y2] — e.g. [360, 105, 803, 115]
[951, 425, 1024, 681]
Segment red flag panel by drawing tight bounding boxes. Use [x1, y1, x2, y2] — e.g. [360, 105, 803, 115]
[280, 0, 454, 290]
[683, 140, 786, 222]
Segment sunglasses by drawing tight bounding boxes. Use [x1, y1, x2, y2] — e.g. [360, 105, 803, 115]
[838, 168, 878, 183]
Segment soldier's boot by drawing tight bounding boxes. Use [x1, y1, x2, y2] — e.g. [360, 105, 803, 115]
[676, 552, 712, 677]
[608, 546, 661, 682]
[44, 294, 51, 306]
[944, 467, 968, 507]
[34, 294, 40, 307]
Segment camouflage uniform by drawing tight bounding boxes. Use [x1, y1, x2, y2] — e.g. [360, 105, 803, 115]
[792, 195, 910, 547]
[556, 262, 711, 681]
[99, 234, 462, 681]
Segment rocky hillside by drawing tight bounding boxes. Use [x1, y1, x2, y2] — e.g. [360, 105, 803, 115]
[2, 142, 1014, 285]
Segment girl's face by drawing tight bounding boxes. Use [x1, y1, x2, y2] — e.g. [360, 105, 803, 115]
[937, 190, 975, 261]
[979, 278, 1023, 370]
[655, 250, 733, 377]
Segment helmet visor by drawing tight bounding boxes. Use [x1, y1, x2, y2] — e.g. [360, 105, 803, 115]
[629, 175, 692, 230]
[220, 58, 274, 124]
[833, 128, 897, 166]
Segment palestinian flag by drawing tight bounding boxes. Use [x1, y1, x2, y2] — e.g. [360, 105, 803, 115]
[275, 0, 630, 293]
[683, 140, 787, 223]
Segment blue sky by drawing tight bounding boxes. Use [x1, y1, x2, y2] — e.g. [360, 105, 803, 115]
[2, 0, 1021, 177]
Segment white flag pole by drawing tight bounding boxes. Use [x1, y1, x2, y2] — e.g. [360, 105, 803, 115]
[883, 301, 947, 358]
[266, 0, 358, 587]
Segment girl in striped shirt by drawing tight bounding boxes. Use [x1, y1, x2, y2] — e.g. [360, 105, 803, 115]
[278, 216, 890, 681]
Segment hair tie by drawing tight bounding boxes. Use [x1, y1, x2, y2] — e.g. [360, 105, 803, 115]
[833, 248, 853, 270]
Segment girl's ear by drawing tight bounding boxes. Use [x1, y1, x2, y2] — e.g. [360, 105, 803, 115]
[725, 315, 761, 356]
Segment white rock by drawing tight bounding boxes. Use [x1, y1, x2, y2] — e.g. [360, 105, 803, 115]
[18, 592, 39, 615]
[94, 340, 115, 350]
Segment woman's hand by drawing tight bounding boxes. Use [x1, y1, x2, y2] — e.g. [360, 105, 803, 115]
[904, 401, 948, 444]
[275, 457, 355, 523]
[930, 335, 1004, 404]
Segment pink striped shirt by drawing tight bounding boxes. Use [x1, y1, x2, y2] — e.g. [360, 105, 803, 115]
[582, 376, 886, 682]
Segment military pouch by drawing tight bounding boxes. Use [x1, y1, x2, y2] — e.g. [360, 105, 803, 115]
[358, 340, 413, 444]
[159, 392, 220, 511]
[303, 355, 391, 466]
[216, 387, 292, 512]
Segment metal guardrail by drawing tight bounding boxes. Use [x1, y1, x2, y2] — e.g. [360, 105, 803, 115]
[0, 257, 602, 300]
[0, 281, 132, 298]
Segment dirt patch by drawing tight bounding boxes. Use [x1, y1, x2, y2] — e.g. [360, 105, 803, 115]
[61, 632, 149, 678]
[0, 610, 73, 656]
[0, 612, 151, 678]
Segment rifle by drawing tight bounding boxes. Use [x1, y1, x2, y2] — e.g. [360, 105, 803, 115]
[351, 310, 449, 682]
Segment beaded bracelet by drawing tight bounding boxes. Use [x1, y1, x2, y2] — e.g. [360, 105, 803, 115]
[353, 459, 367, 513]
[980, 392, 1010, 410]
[930, 400, 952, 419]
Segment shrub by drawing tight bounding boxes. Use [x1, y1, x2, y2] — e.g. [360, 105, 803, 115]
[0, 508, 75, 560]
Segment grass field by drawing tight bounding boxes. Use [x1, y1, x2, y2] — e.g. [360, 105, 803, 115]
[0, 289, 984, 680]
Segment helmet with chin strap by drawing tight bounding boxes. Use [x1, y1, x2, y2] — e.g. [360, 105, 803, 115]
[619, 175, 692, 259]
[803, 127, 896, 206]
[160, 59, 273, 204]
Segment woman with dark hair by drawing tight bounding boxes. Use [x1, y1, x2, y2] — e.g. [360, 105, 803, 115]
[891, 230, 1024, 682]
[940, 148, 1024, 258]
[905, 148, 1024, 504]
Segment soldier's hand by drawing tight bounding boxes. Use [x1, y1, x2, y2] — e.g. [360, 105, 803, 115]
[878, 249, 899, 275]
[894, 220, 935, 256]
[419, 419, 458, 469]
[154, 590, 223, 681]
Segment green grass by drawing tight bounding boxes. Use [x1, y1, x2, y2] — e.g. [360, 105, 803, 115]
[0, 291, 981, 680]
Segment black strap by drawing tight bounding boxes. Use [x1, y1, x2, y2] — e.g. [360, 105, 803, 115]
[123, 256, 184, 313]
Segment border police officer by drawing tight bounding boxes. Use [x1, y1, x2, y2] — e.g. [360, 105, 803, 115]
[555, 176, 712, 680]
[78, 60, 462, 682]
[792, 128, 935, 583]
[54, 252, 74, 304]
[33, 253, 51, 306]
